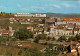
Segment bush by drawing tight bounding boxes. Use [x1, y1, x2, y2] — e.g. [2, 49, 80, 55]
[47, 37, 51, 41]
[58, 36, 66, 42]
[34, 38, 39, 43]
[14, 29, 33, 40]
[11, 38, 17, 41]
[35, 34, 47, 40]
[76, 34, 80, 40]
[34, 34, 47, 43]
[52, 37, 55, 41]
[45, 42, 48, 45]
[68, 37, 77, 41]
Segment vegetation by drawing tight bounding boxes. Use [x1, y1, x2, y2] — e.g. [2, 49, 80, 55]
[34, 34, 47, 43]
[0, 37, 9, 44]
[14, 29, 33, 40]
[5, 51, 12, 56]
[45, 45, 61, 56]
[52, 37, 56, 41]
[47, 37, 51, 41]
[68, 37, 77, 41]
[0, 45, 45, 56]
[58, 36, 66, 42]
[76, 34, 80, 40]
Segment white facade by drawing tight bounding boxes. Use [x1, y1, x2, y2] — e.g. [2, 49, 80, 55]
[34, 13, 46, 17]
[14, 13, 46, 17]
[14, 13, 35, 17]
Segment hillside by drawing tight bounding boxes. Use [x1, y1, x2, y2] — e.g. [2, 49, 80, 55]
[46, 13, 80, 18]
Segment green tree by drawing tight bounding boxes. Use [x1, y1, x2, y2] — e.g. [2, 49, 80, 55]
[47, 37, 51, 41]
[58, 36, 66, 42]
[72, 37, 77, 41]
[45, 48, 51, 56]
[0, 37, 4, 44]
[68, 37, 77, 41]
[45, 42, 48, 45]
[36, 34, 47, 40]
[34, 34, 47, 43]
[35, 34, 46, 43]
[76, 34, 80, 40]
[11, 38, 17, 41]
[5, 51, 12, 56]
[14, 29, 33, 40]
[0, 37, 8, 44]
[52, 37, 55, 41]
[34, 38, 39, 43]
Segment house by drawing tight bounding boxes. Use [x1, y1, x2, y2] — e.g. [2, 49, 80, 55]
[65, 41, 79, 46]
[53, 27, 73, 36]
[2, 30, 10, 37]
[65, 41, 80, 56]
[9, 18, 16, 24]
[74, 28, 79, 35]
[49, 24, 54, 35]
[71, 48, 77, 56]
[14, 13, 35, 17]
[2, 30, 13, 37]
[0, 31, 2, 36]
[26, 26, 33, 31]
[33, 13, 46, 17]
[63, 20, 80, 25]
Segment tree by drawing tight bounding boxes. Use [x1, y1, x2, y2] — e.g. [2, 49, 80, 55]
[34, 34, 47, 43]
[76, 34, 80, 40]
[45, 42, 48, 45]
[14, 29, 33, 40]
[58, 36, 66, 42]
[47, 37, 51, 41]
[34, 38, 39, 43]
[72, 37, 77, 41]
[0, 37, 8, 44]
[52, 37, 55, 41]
[5, 51, 12, 56]
[68, 37, 77, 41]
[0, 37, 4, 43]
[11, 38, 17, 41]
[36, 34, 47, 40]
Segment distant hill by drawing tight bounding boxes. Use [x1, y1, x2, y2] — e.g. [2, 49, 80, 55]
[46, 13, 80, 18]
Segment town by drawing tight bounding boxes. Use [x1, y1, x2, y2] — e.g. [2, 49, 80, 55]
[0, 11, 80, 56]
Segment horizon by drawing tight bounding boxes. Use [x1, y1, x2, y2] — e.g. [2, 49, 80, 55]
[0, 0, 80, 14]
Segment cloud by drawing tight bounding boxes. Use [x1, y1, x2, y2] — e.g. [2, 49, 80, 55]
[61, 3, 70, 7]
[17, 4, 22, 7]
[20, 8, 28, 11]
[61, 3, 77, 8]
[31, 6, 45, 10]
[52, 4, 61, 8]
[0, 5, 7, 9]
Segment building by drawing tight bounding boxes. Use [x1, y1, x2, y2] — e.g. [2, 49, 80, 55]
[26, 26, 33, 31]
[34, 13, 46, 17]
[2, 30, 12, 38]
[14, 13, 35, 17]
[14, 13, 46, 17]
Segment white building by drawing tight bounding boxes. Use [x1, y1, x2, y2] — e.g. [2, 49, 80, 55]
[14, 13, 46, 17]
[34, 13, 46, 17]
[14, 13, 35, 17]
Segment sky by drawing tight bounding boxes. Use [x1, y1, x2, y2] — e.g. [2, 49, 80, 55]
[0, 0, 80, 14]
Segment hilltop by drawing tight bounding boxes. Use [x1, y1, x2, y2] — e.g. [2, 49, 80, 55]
[46, 13, 80, 18]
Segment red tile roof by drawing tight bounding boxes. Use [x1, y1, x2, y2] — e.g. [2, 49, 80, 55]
[2, 30, 9, 33]
[66, 41, 79, 45]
